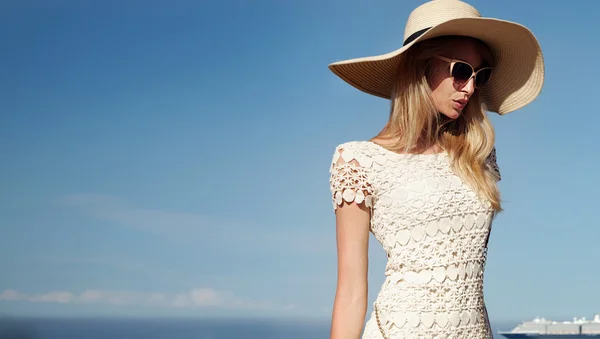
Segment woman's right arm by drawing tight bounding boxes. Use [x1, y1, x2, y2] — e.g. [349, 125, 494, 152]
[329, 200, 371, 339]
[328, 145, 373, 339]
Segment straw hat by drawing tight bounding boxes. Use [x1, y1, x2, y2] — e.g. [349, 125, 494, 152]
[328, 0, 545, 115]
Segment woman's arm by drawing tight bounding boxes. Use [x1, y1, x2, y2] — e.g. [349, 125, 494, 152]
[330, 201, 370, 339]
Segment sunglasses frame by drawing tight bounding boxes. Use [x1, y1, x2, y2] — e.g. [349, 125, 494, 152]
[434, 55, 493, 89]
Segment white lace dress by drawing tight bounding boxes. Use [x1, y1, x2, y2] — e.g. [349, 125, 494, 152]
[329, 141, 500, 339]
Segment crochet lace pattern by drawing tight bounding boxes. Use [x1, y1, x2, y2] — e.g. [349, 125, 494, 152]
[329, 141, 500, 339]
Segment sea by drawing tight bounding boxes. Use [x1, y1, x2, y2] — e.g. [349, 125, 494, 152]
[0, 317, 517, 339]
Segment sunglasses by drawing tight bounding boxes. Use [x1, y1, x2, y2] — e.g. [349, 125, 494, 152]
[434, 56, 493, 88]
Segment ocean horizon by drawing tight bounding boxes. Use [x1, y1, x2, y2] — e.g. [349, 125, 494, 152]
[0, 316, 519, 339]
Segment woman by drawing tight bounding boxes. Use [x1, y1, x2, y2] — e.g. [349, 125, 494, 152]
[327, 1, 544, 338]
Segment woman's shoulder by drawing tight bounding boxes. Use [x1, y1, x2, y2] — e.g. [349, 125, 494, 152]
[331, 140, 381, 167]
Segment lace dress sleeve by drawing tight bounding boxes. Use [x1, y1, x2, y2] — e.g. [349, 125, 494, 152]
[329, 143, 375, 211]
[486, 147, 501, 181]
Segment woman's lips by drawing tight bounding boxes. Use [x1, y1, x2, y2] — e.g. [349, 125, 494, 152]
[453, 100, 467, 110]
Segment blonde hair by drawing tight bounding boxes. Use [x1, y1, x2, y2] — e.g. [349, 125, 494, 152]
[373, 36, 502, 212]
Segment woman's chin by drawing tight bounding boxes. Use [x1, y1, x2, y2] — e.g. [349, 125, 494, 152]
[440, 109, 461, 120]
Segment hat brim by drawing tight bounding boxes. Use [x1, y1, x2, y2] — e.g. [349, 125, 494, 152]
[328, 17, 545, 115]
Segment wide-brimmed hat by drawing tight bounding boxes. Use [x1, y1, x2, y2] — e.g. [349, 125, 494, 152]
[328, 0, 545, 115]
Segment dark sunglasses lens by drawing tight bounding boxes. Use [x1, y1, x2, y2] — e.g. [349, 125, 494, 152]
[451, 62, 473, 83]
[475, 68, 492, 87]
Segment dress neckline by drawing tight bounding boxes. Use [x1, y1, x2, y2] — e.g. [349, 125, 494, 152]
[365, 140, 448, 157]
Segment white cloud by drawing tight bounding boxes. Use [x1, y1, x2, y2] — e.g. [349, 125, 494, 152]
[29, 291, 74, 304]
[0, 287, 275, 310]
[190, 288, 221, 306]
[0, 289, 20, 301]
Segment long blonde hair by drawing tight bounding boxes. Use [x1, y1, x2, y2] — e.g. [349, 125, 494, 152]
[373, 36, 502, 212]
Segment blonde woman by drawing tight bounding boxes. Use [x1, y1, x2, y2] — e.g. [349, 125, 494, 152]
[327, 1, 544, 338]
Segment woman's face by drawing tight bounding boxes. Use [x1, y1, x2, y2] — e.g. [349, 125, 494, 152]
[428, 39, 489, 120]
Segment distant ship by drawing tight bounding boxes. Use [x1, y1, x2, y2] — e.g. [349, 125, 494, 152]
[498, 314, 600, 338]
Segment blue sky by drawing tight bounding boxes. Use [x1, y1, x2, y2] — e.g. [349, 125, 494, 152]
[1, 0, 598, 323]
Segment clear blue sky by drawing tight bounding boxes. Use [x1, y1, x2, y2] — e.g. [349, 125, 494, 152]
[1, 0, 598, 323]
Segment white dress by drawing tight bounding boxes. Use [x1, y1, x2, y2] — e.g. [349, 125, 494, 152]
[329, 141, 500, 339]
